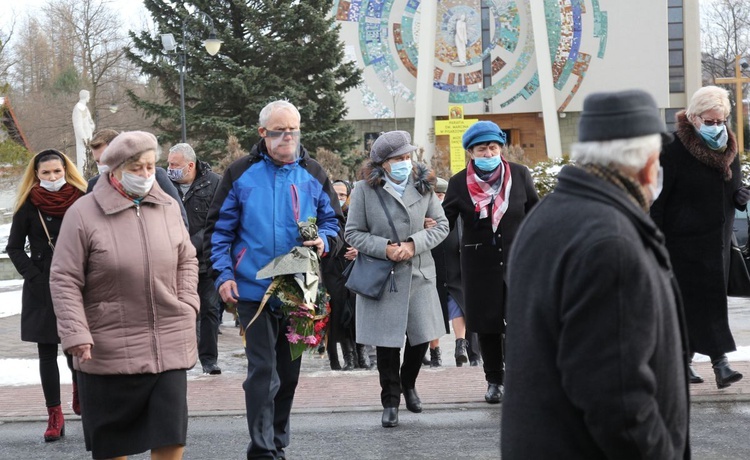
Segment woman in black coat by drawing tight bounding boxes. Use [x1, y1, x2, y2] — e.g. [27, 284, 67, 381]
[442, 121, 539, 404]
[651, 85, 746, 389]
[6, 150, 87, 441]
[321, 180, 370, 370]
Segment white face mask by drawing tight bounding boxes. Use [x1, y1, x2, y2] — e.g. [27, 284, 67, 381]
[648, 166, 664, 204]
[120, 172, 155, 197]
[97, 164, 110, 175]
[39, 177, 66, 192]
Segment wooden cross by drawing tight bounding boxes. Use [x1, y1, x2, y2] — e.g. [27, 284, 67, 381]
[715, 55, 750, 153]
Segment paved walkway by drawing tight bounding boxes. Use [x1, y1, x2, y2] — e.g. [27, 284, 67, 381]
[1, 314, 749, 421]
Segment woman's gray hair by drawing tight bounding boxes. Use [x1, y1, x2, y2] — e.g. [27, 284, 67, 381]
[570, 133, 661, 171]
[685, 86, 731, 119]
[169, 143, 196, 163]
[258, 100, 301, 127]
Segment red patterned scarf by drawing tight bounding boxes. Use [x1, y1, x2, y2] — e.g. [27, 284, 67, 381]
[466, 158, 513, 232]
[28, 183, 83, 218]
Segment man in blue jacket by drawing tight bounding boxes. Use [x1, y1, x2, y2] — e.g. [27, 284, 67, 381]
[204, 100, 342, 460]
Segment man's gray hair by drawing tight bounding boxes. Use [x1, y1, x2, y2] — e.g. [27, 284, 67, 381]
[259, 100, 301, 128]
[169, 143, 196, 163]
[570, 133, 661, 171]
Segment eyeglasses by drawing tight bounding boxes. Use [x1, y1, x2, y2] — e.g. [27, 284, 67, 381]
[265, 129, 301, 138]
[699, 116, 727, 127]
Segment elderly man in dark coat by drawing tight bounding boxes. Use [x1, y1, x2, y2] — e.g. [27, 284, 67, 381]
[503, 90, 690, 459]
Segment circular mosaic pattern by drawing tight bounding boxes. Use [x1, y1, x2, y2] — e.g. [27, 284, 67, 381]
[339, 0, 607, 116]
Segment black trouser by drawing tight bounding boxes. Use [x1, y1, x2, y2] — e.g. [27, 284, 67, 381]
[467, 331, 482, 361]
[478, 333, 504, 385]
[196, 274, 221, 367]
[38, 343, 75, 407]
[376, 338, 429, 408]
[237, 301, 302, 460]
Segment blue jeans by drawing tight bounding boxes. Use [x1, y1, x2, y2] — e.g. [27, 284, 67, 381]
[236, 301, 301, 459]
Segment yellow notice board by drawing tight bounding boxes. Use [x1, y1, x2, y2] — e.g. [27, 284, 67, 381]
[435, 106, 477, 173]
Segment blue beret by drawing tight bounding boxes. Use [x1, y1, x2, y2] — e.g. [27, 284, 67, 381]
[462, 121, 507, 150]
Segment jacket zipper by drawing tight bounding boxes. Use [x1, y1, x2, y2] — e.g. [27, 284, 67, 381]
[135, 205, 160, 372]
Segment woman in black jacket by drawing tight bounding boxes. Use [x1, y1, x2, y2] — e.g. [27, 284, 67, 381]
[442, 121, 539, 404]
[6, 150, 87, 441]
[651, 85, 746, 388]
[322, 179, 369, 370]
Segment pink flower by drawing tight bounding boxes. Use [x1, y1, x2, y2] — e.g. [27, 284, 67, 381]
[286, 331, 304, 343]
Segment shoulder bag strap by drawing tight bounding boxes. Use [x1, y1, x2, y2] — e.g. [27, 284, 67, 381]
[374, 186, 400, 244]
[37, 209, 55, 252]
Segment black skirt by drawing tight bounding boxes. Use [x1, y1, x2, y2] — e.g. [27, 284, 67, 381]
[78, 369, 188, 459]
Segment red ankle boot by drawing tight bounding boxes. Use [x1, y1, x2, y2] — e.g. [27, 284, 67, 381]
[72, 382, 81, 415]
[44, 405, 65, 442]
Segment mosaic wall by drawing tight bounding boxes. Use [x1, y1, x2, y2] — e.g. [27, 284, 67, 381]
[335, 1, 662, 120]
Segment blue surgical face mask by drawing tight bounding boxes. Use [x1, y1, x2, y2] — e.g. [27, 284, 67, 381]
[388, 159, 412, 182]
[473, 155, 501, 171]
[697, 123, 728, 150]
[339, 199, 346, 208]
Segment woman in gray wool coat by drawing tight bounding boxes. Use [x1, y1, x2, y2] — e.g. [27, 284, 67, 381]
[345, 130, 448, 429]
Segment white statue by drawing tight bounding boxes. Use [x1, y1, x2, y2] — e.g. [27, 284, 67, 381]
[72, 89, 95, 173]
[453, 14, 468, 67]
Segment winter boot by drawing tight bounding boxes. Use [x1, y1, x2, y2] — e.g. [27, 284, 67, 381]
[454, 338, 469, 367]
[341, 339, 357, 371]
[44, 405, 65, 442]
[356, 343, 371, 369]
[72, 381, 81, 415]
[430, 347, 442, 368]
[328, 341, 341, 370]
[712, 355, 743, 389]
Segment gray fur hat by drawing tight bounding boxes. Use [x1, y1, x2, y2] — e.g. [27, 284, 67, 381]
[370, 131, 418, 163]
[100, 131, 159, 170]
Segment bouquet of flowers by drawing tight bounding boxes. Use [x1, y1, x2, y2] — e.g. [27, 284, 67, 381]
[265, 276, 330, 360]
[255, 217, 331, 360]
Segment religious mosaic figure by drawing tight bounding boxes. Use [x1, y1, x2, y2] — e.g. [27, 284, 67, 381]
[453, 15, 468, 67]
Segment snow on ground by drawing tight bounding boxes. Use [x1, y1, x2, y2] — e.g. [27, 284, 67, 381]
[0, 283, 23, 318]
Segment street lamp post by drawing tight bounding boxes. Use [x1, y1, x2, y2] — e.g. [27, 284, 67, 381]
[161, 11, 222, 143]
[715, 55, 750, 154]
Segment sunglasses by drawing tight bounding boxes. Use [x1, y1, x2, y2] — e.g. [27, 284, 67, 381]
[265, 130, 301, 138]
[699, 116, 727, 127]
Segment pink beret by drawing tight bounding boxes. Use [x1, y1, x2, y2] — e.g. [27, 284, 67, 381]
[100, 131, 158, 170]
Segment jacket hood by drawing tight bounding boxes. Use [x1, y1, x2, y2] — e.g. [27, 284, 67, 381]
[195, 159, 213, 177]
[554, 165, 671, 269]
[360, 160, 436, 195]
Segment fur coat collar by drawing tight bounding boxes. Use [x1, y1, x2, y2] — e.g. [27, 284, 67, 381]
[674, 111, 737, 180]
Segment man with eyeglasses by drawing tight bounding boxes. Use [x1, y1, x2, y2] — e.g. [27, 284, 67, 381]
[204, 100, 343, 460]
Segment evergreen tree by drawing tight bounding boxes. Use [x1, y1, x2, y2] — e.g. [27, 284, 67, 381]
[126, 0, 361, 163]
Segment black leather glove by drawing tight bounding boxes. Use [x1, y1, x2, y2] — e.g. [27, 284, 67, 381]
[734, 187, 750, 206]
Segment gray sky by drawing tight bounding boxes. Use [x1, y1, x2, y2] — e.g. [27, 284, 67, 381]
[1, 0, 148, 34]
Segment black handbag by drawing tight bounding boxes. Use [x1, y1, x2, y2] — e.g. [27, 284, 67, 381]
[344, 188, 399, 300]
[728, 234, 750, 297]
